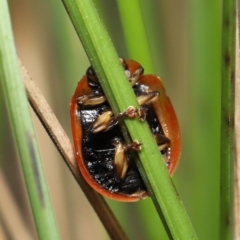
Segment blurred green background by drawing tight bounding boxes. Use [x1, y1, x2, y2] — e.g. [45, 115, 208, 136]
[1, 0, 221, 239]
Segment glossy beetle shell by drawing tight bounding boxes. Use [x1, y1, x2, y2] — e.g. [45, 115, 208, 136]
[70, 60, 181, 201]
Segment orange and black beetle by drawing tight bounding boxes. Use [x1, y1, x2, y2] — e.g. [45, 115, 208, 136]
[70, 59, 181, 202]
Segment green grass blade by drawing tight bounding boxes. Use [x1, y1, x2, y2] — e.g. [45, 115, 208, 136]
[220, 0, 236, 239]
[188, 1, 221, 238]
[116, 0, 154, 72]
[61, 0, 197, 239]
[0, 1, 59, 239]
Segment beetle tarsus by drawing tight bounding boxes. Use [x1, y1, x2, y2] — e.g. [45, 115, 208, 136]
[129, 190, 148, 199]
[120, 106, 139, 119]
[126, 140, 142, 151]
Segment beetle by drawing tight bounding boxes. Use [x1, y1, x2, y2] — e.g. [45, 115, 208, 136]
[70, 59, 181, 202]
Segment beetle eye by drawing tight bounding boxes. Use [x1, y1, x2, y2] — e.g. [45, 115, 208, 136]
[86, 66, 100, 88]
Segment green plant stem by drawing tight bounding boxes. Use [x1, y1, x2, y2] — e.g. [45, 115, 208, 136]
[0, 1, 59, 239]
[61, 0, 197, 239]
[116, 0, 154, 73]
[220, 0, 236, 239]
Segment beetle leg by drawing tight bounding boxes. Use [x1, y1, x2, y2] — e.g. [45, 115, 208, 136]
[125, 140, 142, 151]
[77, 91, 107, 106]
[111, 91, 160, 122]
[123, 91, 158, 121]
[154, 134, 170, 151]
[118, 106, 140, 119]
[90, 105, 147, 133]
[112, 139, 129, 179]
[90, 111, 118, 133]
[90, 106, 139, 133]
[137, 91, 159, 106]
[112, 139, 142, 179]
[90, 89, 160, 133]
[91, 106, 146, 133]
[130, 190, 148, 199]
[119, 58, 144, 86]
